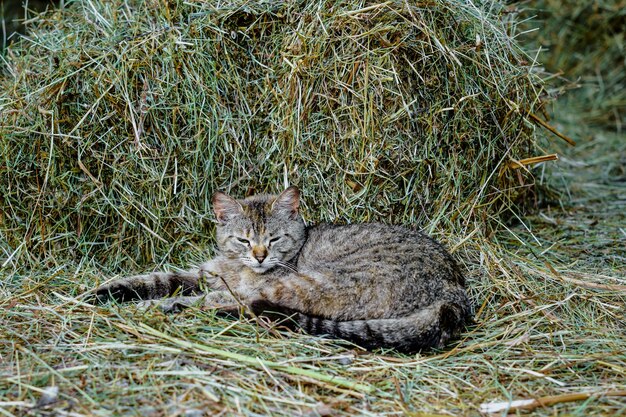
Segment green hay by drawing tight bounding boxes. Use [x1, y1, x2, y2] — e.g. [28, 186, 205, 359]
[524, 0, 625, 130]
[1, 0, 548, 269]
[1, 1, 59, 50]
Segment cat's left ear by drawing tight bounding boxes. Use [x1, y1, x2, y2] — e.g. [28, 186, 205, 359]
[272, 186, 300, 217]
[212, 191, 243, 223]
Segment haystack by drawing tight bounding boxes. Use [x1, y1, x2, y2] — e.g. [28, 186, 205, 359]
[1, 0, 549, 268]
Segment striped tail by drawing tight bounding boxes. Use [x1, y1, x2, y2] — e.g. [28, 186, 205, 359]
[250, 300, 470, 353]
[95, 271, 201, 303]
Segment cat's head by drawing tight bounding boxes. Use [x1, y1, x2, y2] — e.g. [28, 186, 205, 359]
[212, 186, 306, 273]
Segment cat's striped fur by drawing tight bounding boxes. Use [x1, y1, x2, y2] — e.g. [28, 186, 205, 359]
[96, 187, 471, 353]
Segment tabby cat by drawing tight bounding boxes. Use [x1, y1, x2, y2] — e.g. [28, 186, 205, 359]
[95, 187, 471, 353]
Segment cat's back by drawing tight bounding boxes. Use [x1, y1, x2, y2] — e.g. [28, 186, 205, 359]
[299, 222, 464, 286]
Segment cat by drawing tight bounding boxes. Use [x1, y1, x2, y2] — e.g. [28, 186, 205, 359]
[95, 186, 472, 353]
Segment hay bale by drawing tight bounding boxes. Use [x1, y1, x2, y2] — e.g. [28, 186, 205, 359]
[0, 0, 547, 268]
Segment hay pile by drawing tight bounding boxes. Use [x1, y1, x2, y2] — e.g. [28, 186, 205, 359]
[525, 0, 625, 129]
[1, 0, 548, 269]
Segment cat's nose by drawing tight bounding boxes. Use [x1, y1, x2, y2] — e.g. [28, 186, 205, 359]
[252, 246, 268, 263]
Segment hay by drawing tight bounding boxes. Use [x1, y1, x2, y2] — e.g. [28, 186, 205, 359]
[523, 0, 625, 130]
[1, 0, 58, 50]
[1, 0, 549, 269]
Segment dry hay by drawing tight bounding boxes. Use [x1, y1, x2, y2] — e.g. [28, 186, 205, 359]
[524, 0, 625, 130]
[1, 0, 550, 270]
[1, 0, 58, 49]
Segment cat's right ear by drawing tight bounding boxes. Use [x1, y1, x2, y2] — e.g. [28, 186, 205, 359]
[272, 186, 300, 218]
[212, 191, 243, 223]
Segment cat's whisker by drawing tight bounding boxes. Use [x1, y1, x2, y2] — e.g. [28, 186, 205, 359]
[277, 261, 298, 272]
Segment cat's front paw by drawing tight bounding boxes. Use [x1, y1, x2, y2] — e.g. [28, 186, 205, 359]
[199, 259, 222, 277]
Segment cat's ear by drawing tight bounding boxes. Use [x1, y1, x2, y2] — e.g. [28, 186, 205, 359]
[212, 191, 243, 223]
[272, 186, 300, 217]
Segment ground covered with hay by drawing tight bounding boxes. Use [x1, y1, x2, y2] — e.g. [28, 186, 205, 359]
[1, 0, 625, 416]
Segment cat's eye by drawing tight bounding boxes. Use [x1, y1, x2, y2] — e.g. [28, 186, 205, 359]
[268, 236, 281, 245]
[236, 237, 251, 245]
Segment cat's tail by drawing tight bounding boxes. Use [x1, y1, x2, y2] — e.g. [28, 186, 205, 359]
[94, 271, 201, 303]
[251, 300, 471, 353]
